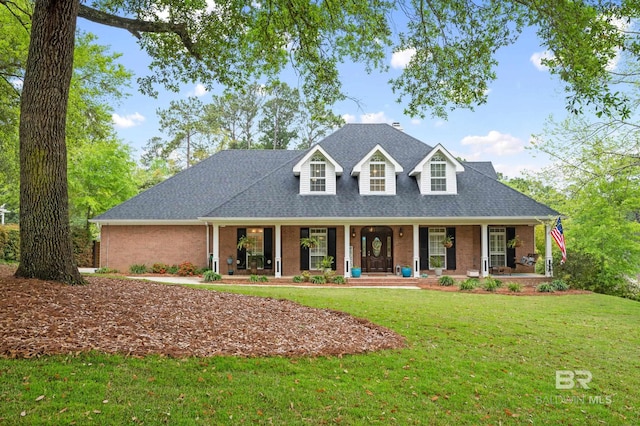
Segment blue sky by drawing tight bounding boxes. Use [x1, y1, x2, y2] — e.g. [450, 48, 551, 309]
[76, 18, 572, 178]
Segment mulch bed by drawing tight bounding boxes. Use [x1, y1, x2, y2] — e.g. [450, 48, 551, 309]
[0, 266, 405, 359]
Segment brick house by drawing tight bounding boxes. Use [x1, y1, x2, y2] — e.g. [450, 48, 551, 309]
[91, 123, 559, 277]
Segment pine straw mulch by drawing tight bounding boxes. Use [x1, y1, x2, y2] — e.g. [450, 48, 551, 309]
[0, 265, 405, 359]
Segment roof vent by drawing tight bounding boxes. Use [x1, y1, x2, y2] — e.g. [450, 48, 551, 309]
[391, 122, 403, 131]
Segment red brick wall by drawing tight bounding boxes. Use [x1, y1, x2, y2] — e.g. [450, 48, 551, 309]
[100, 225, 207, 272]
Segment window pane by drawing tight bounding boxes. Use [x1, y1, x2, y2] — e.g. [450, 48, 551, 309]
[430, 163, 446, 191]
[310, 228, 328, 269]
[489, 227, 506, 266]
[247, 228, 264, 269]
[428, 227, 446, 268]
[370, 163, 385, 192]
[310, 163, 326, 192]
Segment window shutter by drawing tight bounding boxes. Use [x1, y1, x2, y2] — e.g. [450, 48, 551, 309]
[446, 227, 456, 270]
[264, 228, 273, 270]
[506, 227, 516, 268]
[328, 228, 337, 270]
[300, 228, 310, 270]
[237, 228, 246, 270]
[419, 227, 429, 270]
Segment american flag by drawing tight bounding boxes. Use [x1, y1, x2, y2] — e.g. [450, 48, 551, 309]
[550, 217, 567, 264]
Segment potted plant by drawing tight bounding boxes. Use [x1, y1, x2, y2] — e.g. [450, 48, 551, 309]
[351, 265, 361, 278]
[430, 256, 444, 276]
[508, 235, 523, 248]
[300, 236, 319, 249]
[237, 235, 261, 273]
[320, 255, 334, 272]
[442, 235, 454, 248]
[401, 265, 412, 277]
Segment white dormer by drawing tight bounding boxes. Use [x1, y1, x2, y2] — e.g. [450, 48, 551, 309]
[293, 146, 343, 195]
[351, 145, 403, 195]
[410, 144, 464, 195]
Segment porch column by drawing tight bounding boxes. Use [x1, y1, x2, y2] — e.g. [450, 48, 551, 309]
[275, 224, 282, 278]
[212, 224, 220, 274]
[545, 223, 553, 277]
[413, 224, 420, 277]
[344, 224, 351, 278]
[481, 223, 489, 277]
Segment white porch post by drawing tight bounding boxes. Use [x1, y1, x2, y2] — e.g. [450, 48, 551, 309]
[413, 224, 420, 277]
[545, 223, 553, 277]
[275, 224, 282, 278]
[212, 224, 220, 274]
[481, 224, 489, 277]
[344, 224, 351, 278]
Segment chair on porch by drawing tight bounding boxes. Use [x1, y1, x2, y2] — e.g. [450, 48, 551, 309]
[515, 253, 539, 268]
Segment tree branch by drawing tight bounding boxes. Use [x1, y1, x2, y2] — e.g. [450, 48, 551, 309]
[77, 4, 201, 60]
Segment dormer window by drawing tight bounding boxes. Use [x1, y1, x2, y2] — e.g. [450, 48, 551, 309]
[369, 153, 386, 192]
[430, 154, 447, 192]
[310, 154, 326, 192]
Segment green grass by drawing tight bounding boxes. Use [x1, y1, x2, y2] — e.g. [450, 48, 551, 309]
[1, 286, 639, 425]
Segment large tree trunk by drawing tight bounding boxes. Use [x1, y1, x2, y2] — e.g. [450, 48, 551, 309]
[15, 0, 85, 285]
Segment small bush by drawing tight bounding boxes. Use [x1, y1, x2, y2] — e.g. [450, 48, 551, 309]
[249, 274, 260, 282]
[332, 275, 346, 284]
[258, 275, 269, 282]
[536, 283, 555, 293]
[129, 264, 148, 274]
[459, 278, 478, 291]
[311, 275, 326, 284]
[301, 271, 311, 282]
[152, 263, 168, 274]
[292, 275, 304, 283]
[203, 270, 221, 282]
[507, 282, 522, 292]
[95, 267, 118, 274]
[551, 279, 570, 291]
[438, 275, 455, 286]
[177, 261, 197, 276]
[167, 265, 179, 274]
[483, 276, 502, 292]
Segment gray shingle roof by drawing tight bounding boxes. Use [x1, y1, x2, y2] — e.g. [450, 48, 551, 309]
[93, 123, 558, 222]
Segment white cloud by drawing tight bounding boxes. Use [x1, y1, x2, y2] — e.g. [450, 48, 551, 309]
[112, 112, 145, 129]
[410, 118, 421, 125]
[342, 113, 356, 123]
[391, 48, 416, 69]
[530, 50, 553, 71]
[360, 112, 390, 123]
[460, 130, 525, 157]
[190, 83, 208, 97]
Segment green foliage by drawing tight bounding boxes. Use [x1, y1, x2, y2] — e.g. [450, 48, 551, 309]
[320, 256, 334, 270]
[483, 277, 501, 292]
[177, 261, 197, 276]
[429, 256, 443, 268]
[536, 283, 555, 293]
[310, 275, 326, 284]
[507, 282, 522, 293]
[95, 267, 118, 274]
[438, 275, 455, 286]
[0, 225, 20, 261]
[551, 279, 570, 291]
[167, 265, 179, 275]
[71, 226, 93, 268]
[129, 264, 148, 274]
[292, 275, 304, 283]
[249, 274, 269, 282]
[301, 271, 311, 282]
[459, 278, 478, 291]
[331, 275, 346, 284]
[152, 263, 168, 274]
[203, 270, 222, 282]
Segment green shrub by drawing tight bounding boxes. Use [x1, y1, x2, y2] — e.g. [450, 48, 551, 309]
[177, 261, 197, 276]
[129, 264, 148, 274]
[95, 267, 118, 274]
[258, 275, 269, 282]
[249, 274, 260, 282]
[152, 263, 168, 274]
[507, 282, 522, 292]
[292, 275, 304, 283]
[483, 279, 498, 292]
[536, 282, 555, 293]
[167, 265, 179, 274]
[459, 278, 478, 291]
[0, 225, 20, 261]
[311, 275, 326, 284]
[203, 270, 222, 282]
[332, 275, 346, 284]
[438, 275, 455, 286]
[301, 271, 311, 282]
[551, 279, 570, 291]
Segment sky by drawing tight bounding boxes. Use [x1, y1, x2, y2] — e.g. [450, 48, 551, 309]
[76, 15, 574, 179]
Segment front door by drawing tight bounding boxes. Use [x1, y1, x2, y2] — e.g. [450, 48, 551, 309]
[361, 226, 393, 273]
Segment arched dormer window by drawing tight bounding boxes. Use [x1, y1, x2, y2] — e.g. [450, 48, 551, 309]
[310, 154, 326, 192]
[430, 153, 447, 192]
[369, 152, 386, 192]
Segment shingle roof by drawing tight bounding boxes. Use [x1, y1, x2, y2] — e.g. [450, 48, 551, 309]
[93, 123, 558, 222]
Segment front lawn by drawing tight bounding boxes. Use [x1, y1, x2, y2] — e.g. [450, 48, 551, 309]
[1, 285, 638, 425]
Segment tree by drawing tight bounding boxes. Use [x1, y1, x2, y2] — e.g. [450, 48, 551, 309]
[258, 82, 301, 150]
[11, 0, 640, 283]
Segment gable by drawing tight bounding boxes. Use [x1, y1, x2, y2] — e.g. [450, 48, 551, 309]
[410, 144, 464, 195]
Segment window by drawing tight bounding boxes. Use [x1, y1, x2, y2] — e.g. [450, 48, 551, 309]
[310, 154, 326, 192]
[309, 228, 328, 270]
[246, 228, 264, 269]
[489, 227, 506, 266]
[369, 153, 386, 192]
[430, 154, 447, 191]
[429, 227, 446, 269]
